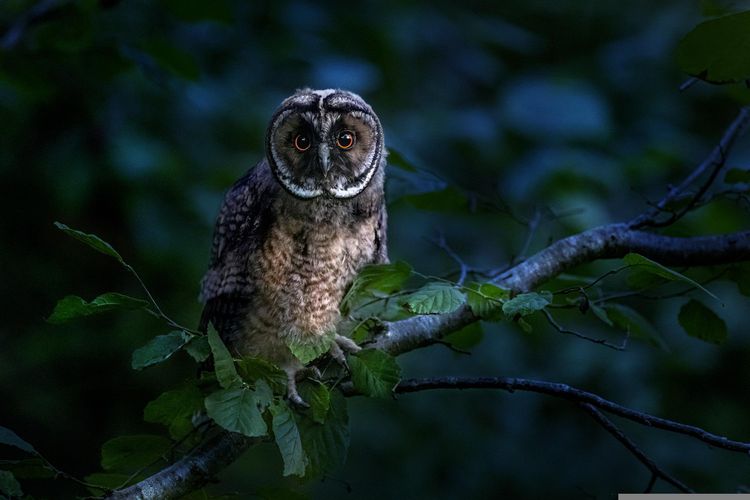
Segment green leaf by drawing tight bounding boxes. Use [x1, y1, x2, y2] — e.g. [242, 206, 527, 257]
[444, 322, 484, 350]
[144, 385, 204, 439]
[0, 471, 22, 498]
[270, 400, 308, 477]
[465, 282, 509, 319]
[676, 10, 750, 83]
[342, 261, 412, 312]
[254, 379, 275, 409]
[204, 387, 268, 437]
[47, 293, 150, 324]
[142, 39, 200, 80]
[185, 335, 211, 363]
[236, 356, 288, 394]
[298, 382, 331, 424]
[131, 330, 190, 370]
[100, 435, 172, 473]
[625, 268, 667, 290]
[296, 390, 349, 478]
[502, 291, 552, 317]
[603, 304, 668, 350]
[678, 299, 728, 345]
[208, 330, 239, 388]
[349, 349, 401, 399]
[0, 426, 37, 455]
[590, 304, 613, 327]
[518, 317, 533, 333]
[623, 253, 718, 300]
[404, 282, 466, 314]
[346, 317, 379, 344]
[286, 331, 334, 365]
[54, 222, 125, 264]
[725, 168, 750, 184]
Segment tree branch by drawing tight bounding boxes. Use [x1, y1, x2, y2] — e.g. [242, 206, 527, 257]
[495, 224, 749, 292]
[394, 377, 750, 454]
[108, 433, 260, 500]
[372, 226, 749, 355]
[630, 106, 750, 228]
[579, 404, 692, 493]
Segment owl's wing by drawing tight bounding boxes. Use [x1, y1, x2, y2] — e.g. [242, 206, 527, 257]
[373, 201, 389, 264]
[199, 161, 277, 338]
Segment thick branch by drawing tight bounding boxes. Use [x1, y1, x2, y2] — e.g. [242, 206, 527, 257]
[495, 224, 750, 292]
[373, 226, 749, 354]
[108, 433, 258, 500]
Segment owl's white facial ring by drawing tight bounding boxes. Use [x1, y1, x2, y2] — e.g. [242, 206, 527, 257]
[266, 91, 384, 200]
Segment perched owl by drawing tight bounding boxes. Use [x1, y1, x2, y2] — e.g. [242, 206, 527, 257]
[199, 89, 388, 405]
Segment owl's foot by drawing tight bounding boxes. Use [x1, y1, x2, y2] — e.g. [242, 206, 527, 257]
[328, 334, 362, 369]
[283, 365, 322, 408]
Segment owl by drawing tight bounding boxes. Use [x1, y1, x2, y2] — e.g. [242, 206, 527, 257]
[199, 89, 388, 405]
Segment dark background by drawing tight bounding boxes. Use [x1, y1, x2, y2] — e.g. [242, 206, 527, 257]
[2, 0, 749, 498]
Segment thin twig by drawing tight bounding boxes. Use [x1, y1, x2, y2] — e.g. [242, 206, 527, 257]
[579, 403, 693, 493]
[429, 234, 470, 286]
[125, 264, 199, 333]
[114, 421, 213, 492]
[394, 377, 750, 454]
[1, 0, 65, 50]
[630, 106, 750, 228]
[552, 265, 630, 295]
[516, 208, 542, 264]
[679, 77, 699, 92]
[593, 268, 730, 305]
[542, 309, 627, 351]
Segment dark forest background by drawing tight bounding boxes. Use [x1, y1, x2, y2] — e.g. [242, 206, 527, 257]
[2, 0, 750, 498]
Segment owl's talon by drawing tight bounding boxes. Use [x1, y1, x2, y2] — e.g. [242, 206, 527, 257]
[285, 367, 310, 408]
[303, 366, 323, 380]
[334, 334, 361, 354]
[328, 341, 348, 369]
[287, 389, 309, 408]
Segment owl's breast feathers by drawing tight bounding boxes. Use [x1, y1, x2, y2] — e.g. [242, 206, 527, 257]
[199, 160, 387, 360]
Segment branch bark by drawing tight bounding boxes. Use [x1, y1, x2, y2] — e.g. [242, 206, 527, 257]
[394, 377, 750, 454]
[495, 224, 750, 292]
[108, 433, 259, 500]
[373, 226, 749, 355]
[579, 404, 693, 493]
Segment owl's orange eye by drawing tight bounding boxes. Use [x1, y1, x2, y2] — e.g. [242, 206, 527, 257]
[336, 130, 355, 150]
[293, 134, 311, 152]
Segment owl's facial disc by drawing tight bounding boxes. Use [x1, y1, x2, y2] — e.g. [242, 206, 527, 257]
[266, 89, 384, 200]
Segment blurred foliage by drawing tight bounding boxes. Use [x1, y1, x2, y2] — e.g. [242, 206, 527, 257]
[2, 0, 750, 498]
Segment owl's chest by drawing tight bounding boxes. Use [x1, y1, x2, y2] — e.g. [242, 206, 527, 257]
[251, 216, 377, 335]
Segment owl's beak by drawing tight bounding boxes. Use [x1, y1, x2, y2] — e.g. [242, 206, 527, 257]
[318, 143, 331, 176]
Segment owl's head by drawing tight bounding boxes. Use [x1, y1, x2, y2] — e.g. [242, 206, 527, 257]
[265, 89, 385, 199]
